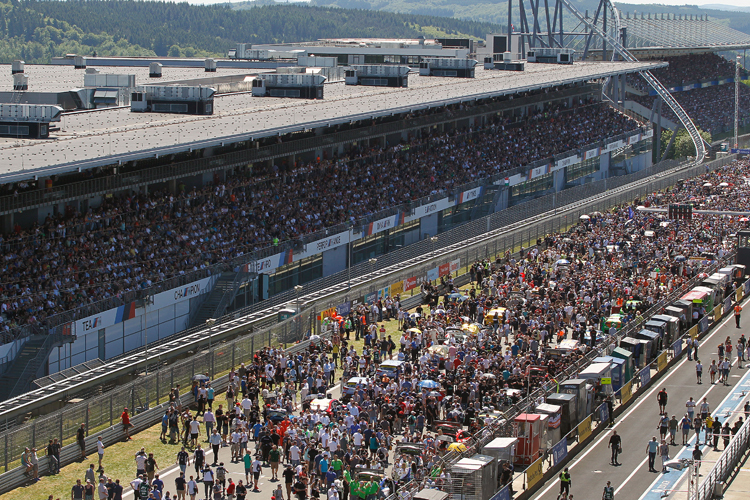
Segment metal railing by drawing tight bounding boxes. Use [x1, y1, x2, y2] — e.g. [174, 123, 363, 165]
[695, 411, 750, 500]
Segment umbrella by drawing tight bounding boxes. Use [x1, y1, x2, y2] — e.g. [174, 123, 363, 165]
[556, 259, 570, 265]
[591, 211, 603, 217]
[192, 374, 210, 382]
[697, 272, 709, 278]
[407, 327, 422, 334]
[719, 182, 729, 187]
[481, 373, 497, 379]
[703, 182, 713, 187]
[740, 217, 749, 222]
[427, 391, 442, 398]
[447, 443, 467, 452]
[579, 215, 590, 220]
[418, 380, 441, 389]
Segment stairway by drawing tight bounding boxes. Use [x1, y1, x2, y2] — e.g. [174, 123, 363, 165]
[0, 336, 51, 401]
[189, 272, 243, 328]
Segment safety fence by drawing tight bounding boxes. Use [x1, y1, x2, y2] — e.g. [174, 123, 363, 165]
[695, 417, 750, 500]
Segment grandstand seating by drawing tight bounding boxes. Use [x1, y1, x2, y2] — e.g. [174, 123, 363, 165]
[0, 100, 641, 339]
[626, 53, 750, 136]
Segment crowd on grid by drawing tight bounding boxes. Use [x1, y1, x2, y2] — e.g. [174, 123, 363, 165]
[627, 54, 739, 93]
[632, 83, 750, 136]
[42, 157, 750, 500]
[0, 100, 641, 336]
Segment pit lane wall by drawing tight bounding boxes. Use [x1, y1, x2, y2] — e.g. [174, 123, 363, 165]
[47, 275, 219, 374]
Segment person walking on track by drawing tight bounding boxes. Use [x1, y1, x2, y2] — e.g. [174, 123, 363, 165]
[608, 431, 622, 466]
[559, 467, 571, 496]
[647, 437, 659, 472]
[735, 303, 742, 328]
[657, 388, 668, 415]
[602, 481, 615, 500]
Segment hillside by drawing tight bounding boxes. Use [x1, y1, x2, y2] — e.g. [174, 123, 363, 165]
[308, 0, 750, 36]
[0, 0, 503, 64]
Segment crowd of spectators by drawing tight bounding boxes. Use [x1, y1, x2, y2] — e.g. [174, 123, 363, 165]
[0, 100, 642, 336]
[51, 157, 750, 500]
[627, 53, 739, 93]
[632, 83, 750, 136]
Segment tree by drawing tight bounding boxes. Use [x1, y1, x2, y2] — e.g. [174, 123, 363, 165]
[659, 128, 712, 160]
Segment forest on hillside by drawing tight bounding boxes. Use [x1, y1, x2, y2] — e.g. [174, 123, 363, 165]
[0, 0, 502, 63]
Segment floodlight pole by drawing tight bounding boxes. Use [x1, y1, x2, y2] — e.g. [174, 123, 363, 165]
[736, 55, 741, 150]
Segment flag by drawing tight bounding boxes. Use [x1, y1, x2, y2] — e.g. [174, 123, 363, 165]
[628, 206, 634, 219]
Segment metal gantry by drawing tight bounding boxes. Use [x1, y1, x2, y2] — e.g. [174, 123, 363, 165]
[509, 0, 706, 164]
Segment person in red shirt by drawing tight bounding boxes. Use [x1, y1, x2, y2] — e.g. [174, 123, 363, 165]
[121, 407, 133, 441]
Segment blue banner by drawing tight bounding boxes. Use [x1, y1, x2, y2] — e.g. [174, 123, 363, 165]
[640, 366, 651, 386]
[673, 339, 682, 357]
[699, 316, 709, 333]
[488, 486, 510, 500]
[551, 437, 568, 466]
[731, 148, 750, 155]
[725, 297, 733, 315]
[745, 279, 750, 295]
[427, 267, 439, 282]
[598, 403, 609, 423]
[336, 301, 352, 316]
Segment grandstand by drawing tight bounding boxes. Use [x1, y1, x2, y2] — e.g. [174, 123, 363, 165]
[0, 56, 662, 399]
[595, 15, 750, 147]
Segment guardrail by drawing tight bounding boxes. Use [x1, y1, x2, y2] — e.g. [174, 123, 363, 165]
[695, 383, 750, 500]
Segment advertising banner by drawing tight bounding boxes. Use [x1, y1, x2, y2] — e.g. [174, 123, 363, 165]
[583, 147, 601, 161]
[578, 416, 592, 442]
[599, 403, 609, 423]
[294, 231, 351, 262]
[336, 302, 352, 317]
[427, 268, 439, 282]
[488, 486, 510, 500]
[457, 187, 483, 205]
[673, 339, 682, 357]
[621, 381, 632, 404]
[364, 213, 404, 236]
[657, 352, 668, 372]
[391, 281, 404, 296]
[450, 259, 461, 273]
[404, 277, 417, 292]
[640, 366, 651, 386]
[555, 156, 581, 169]
[551, 437, 568, 466]
[404, 197, 453, 222]
[526, 457, 544, 488]
[439, 263, 450, 277]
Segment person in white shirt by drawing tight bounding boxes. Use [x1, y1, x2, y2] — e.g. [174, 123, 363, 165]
[289, 444, 301, 466]
[96, 436, 105, 471]
[187, 476, 198, 500]
[328, 486, 340, 500]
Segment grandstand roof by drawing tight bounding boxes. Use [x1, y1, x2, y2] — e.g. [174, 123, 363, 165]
[0, 60, 664, 183]
[0, 63, 252, 93]
[619, 15, 750, 51]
